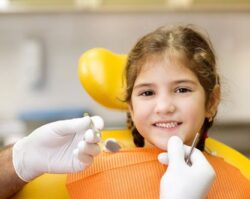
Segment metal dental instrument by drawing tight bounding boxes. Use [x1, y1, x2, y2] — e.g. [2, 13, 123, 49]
[103, 138, 121, 153]
[185, 132, 200, 166]
[84, 113, 121, 153]
[84, 113, 101, 137]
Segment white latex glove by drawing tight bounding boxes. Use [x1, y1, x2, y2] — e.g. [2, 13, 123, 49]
[158, 136, 215, 199]
[12, 115, 104, 182]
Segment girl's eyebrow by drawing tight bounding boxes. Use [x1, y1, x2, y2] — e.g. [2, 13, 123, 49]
[173, 79, 198, 85]
[134, 79, 197, 89]
[133, 83, 153, 90]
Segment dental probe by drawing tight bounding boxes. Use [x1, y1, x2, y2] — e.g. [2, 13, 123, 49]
[84, 113, 101, 136]
[185, 132, 200, 166]
[84, 113, 121, 152]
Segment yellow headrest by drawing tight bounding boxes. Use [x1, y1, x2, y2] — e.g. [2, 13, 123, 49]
[78, 48, 128, 110]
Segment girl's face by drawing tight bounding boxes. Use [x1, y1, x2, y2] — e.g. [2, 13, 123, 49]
[129, 56, 211, 150]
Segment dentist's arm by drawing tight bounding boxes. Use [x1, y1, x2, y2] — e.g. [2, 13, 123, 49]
[0, 116, 103, 199]
[158, 136, 215, 199]
[0, 145, 26, 199]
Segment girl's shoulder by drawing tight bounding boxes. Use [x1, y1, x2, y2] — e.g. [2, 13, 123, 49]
[204, 152, 250, 199]
[204, 152, 248, 178]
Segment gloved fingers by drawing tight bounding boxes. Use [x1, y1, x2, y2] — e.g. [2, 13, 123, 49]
[72, 156, 85, 172]
[91, 116, 104, 131]
[187, 147, 216, 182]
[84, 129, 101, 143]
[73, 148, 93, 165]
[183, 145, 205, 165]
[187, 148, 214, 168]
[183, 145, 215, 175]
[49, 116, 92, 136]
[77, 140, 101, 156]
[158, 152, 169, 165]
[167, 136, 185, 164]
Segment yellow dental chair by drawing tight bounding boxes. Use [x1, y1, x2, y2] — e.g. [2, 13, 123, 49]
[12, 48, 250, 199]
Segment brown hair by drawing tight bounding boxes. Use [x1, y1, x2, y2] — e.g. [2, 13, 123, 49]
[124, 25, 220, 150]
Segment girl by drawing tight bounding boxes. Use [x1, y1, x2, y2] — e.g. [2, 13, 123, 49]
[67, 25, 250, 198]
[126, 25, 219, 152]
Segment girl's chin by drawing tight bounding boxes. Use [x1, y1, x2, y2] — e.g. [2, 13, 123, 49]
[157, 144, 168, 151]
[152, 136, 186, 150]
[148, 140, 170, 151]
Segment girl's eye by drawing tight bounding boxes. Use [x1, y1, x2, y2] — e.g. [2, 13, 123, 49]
[175, 87, 192, 93]
[139, 90, 154, 96]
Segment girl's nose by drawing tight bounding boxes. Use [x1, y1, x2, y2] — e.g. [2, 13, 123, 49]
[155, 95, 176, 114]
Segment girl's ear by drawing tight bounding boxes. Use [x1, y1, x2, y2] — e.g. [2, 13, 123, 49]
[128, 104, 134, 120]
[206, 84, 221, 119]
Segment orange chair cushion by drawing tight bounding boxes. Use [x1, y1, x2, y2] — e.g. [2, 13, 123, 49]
[66, 147, 250, 199]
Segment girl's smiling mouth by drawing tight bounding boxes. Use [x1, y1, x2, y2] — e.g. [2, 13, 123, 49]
[153, 121, 182, 128]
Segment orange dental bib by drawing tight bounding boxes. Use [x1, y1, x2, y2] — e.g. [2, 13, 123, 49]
[67, 147, 250, 199]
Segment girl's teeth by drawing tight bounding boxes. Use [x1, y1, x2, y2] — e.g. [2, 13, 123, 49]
[155, 122, 178, 128]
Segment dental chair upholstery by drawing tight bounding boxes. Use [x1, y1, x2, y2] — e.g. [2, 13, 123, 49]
[13, 48, 250, 199]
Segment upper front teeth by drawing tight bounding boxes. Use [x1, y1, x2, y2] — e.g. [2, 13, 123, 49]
[155, 122, 178, 128]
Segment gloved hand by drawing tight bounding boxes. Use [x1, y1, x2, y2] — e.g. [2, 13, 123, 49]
[158, 136, 215, 199]
[12, 115, 104, 182]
